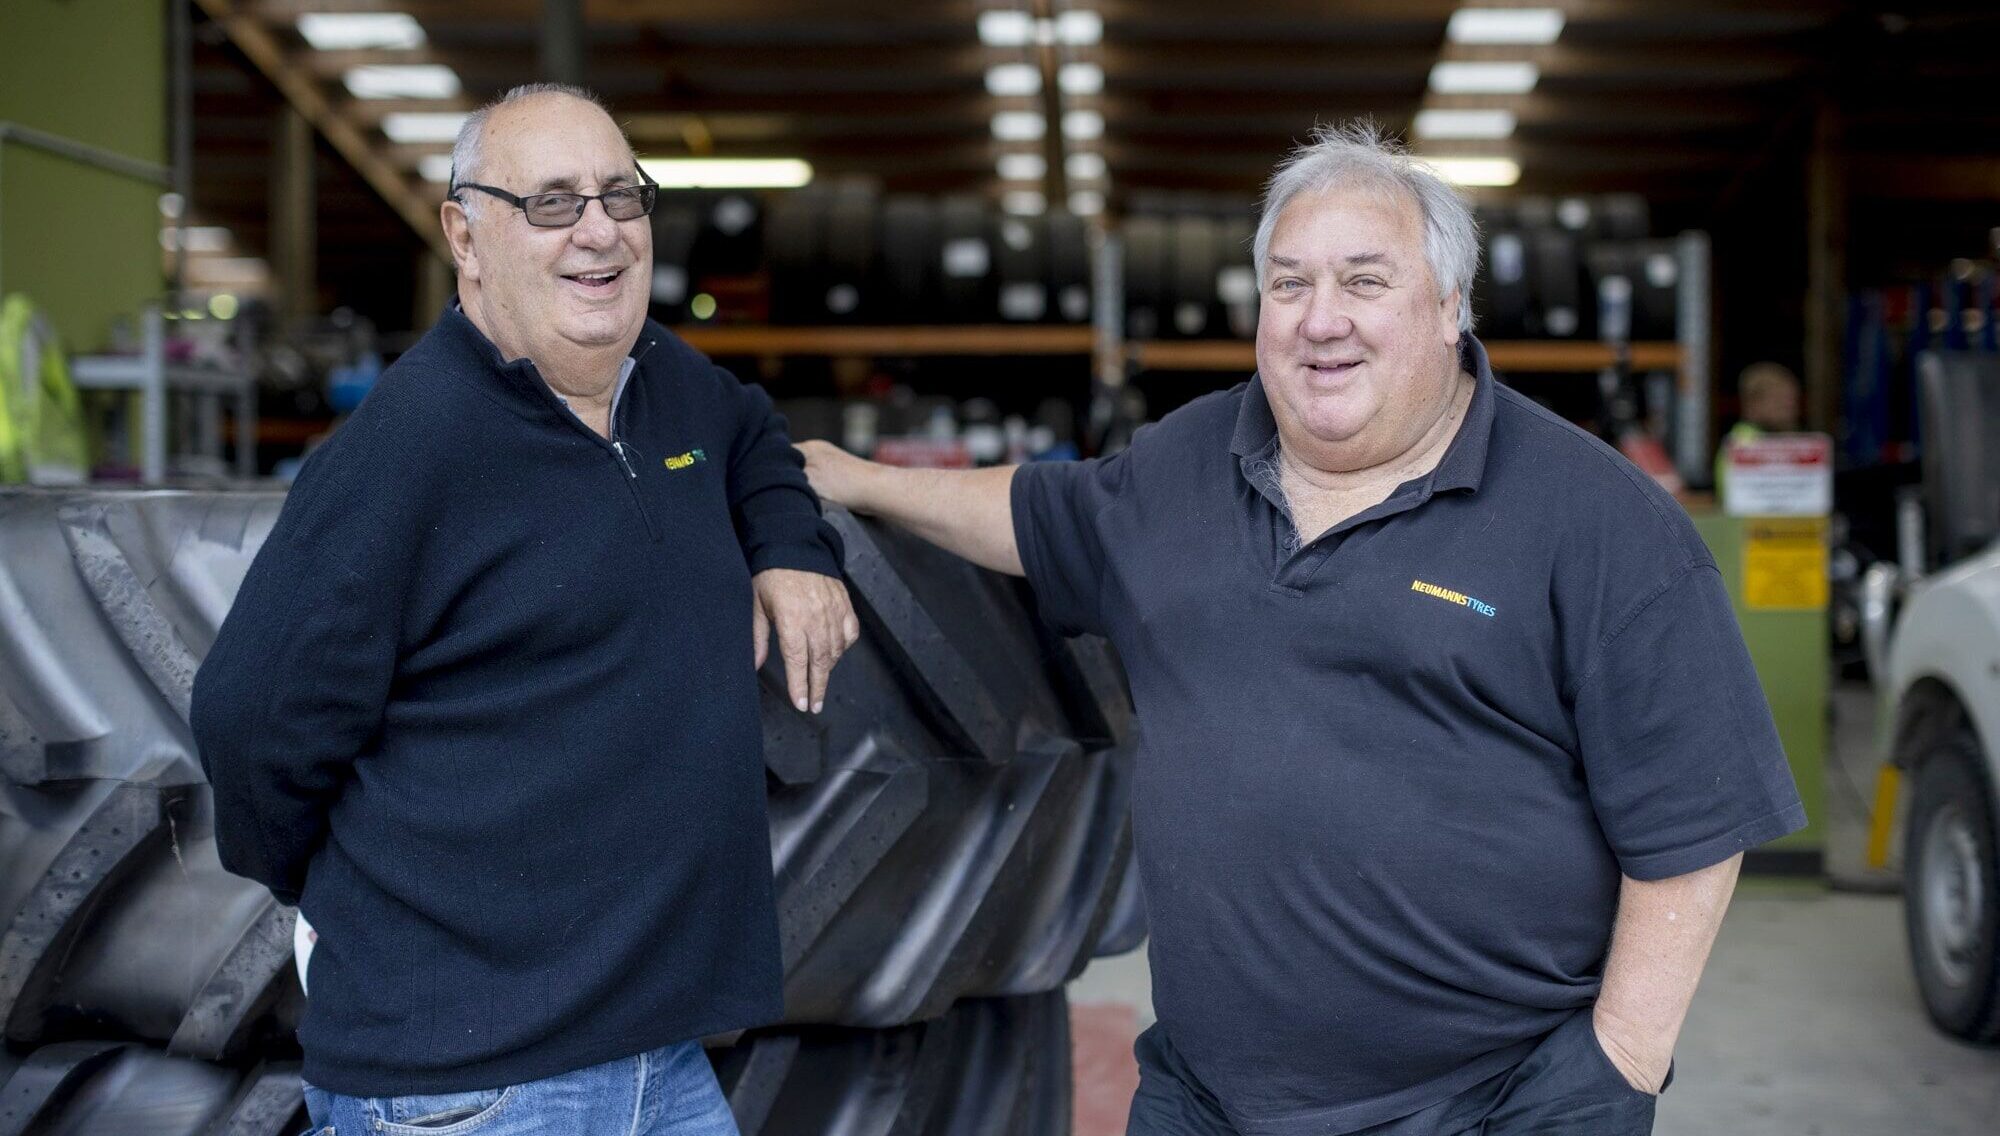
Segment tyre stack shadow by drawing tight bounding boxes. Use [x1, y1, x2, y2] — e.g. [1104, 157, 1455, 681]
[0, 490, 1142, 1135]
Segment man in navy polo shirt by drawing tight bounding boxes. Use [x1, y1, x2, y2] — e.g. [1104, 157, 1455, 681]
[801, 122, 1803, 1136]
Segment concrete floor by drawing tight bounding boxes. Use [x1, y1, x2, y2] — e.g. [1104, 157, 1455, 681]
[1069, 681, 2000, 1134]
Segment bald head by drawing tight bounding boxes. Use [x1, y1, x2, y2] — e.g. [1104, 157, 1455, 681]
[450, 83, 627, 214]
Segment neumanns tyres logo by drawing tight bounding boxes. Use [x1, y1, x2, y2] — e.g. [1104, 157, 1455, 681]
[1411, 578, 1497, 618]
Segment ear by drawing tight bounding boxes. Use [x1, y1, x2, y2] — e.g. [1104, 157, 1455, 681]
[1439, 287, 1463, 345]
[441, 199, 480, 282]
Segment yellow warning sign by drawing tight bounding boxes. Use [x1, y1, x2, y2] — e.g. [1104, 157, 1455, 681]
[1744, 517, 1828, 610]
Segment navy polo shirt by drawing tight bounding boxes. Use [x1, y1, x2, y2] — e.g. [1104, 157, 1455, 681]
[1011, 336, 1805, 1135]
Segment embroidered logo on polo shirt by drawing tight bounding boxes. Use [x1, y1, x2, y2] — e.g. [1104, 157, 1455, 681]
[663, 449, 707, 471]
[1411, 578, 1497, 618]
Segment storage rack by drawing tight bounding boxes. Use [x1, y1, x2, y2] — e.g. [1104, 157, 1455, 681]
[70, 306, 257, 484]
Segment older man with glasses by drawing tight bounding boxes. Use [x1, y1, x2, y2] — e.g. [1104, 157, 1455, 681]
[192, 83, 857, 1136]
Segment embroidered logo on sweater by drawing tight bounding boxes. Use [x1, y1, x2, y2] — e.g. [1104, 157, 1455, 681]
[1411, 578, 1497, 618]
[663, 449, 707, 471]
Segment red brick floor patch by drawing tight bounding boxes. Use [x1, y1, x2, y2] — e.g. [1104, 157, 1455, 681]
[1071, 1000, 1141, 1136]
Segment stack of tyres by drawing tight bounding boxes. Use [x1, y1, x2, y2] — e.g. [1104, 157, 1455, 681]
[0, 490, 1144, 1134]
[937, 196, 999, 325]
[882, 195, 942, 325]
[1122, 215, 1171, 342]
[997, 215, 1053, 323]
[1583, 241, 1680, 343]
[1048, 211, 1093, 325]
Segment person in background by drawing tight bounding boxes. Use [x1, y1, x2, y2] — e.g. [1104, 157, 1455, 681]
[800, 122, 1803, 1136]
[1715, 361, 1805, 493]
[192, 84, 857, 1136]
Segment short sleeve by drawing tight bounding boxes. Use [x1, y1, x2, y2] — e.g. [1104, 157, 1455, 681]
[1010, 450, 1133, 638]
[1570, 562, 1807, 880]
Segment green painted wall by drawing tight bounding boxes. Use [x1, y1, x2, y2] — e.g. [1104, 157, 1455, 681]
[1691, 509, 1828, 858]
[0, 0, 166, 350]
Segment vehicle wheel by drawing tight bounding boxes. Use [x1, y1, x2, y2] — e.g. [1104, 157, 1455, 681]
[1902, 735, 2000, 1041]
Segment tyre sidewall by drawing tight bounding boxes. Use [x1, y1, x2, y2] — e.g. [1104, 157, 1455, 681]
[1902, 738, 2000, 1040]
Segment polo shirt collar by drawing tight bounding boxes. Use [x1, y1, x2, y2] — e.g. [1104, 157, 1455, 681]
[1230, 333, 1499, 495]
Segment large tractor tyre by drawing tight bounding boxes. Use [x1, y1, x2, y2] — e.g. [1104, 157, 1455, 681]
[716, 990, 1072, 1136]
[0, 992, 1071, 1136]
[0, 490, 1139, 1053]
[1902, 733, 2000, 1042]
[0, 1043, 305, 1136]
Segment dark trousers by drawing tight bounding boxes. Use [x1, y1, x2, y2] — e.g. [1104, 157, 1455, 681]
[1126, 1010, 1660, 1136]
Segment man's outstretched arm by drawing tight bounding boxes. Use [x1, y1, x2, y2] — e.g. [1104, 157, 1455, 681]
[797, 440, 1025, 576]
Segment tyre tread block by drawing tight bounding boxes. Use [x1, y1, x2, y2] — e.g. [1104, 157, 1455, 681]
[167, 902, 297, 1061]
[724, 992, 1069, 1136]
[1, 785, 168, 1043]
[771, 738, 929, 971]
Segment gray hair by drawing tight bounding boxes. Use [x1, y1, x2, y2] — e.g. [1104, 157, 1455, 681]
[1252, 121, 1481, 333]
[449, 82, 615, 213]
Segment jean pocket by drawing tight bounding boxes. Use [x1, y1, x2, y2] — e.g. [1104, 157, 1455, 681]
[1577, 1016, 1660, 1101]
[370, 1085, 517, 1134]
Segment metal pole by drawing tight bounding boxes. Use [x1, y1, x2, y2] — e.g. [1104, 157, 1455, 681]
[1675, 231, 1713, 487]
[172, 0, 193, 300]
[541, 0, 585, 84]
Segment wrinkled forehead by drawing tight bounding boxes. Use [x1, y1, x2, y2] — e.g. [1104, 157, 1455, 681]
[1272, 181, 1427, 264]
[482, 96, 637, 192]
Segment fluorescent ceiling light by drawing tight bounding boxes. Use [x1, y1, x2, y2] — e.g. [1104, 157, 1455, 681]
[978, 10, 1035, 46]
[1060, 109, 1104, 141]
[419, 154, 456, 183]
[1058, 62, 1104, 95]
[1428, 61, 1539, 94]
[381, 112, 469, 143]
[638, 158, 814, 188]
[297, 12, 425, 50]
[985, 63, 1042, 97]
[1446, 8, 1565, 45]
[1002, 189, 1047, 216]
[1413, 108, 1517, 140]
[1068, 190, 1105, 216]
[992, 111, 1046, 141]
[1055, 11, 1103, 46]
[344, 65, 461, 100]
[1064, 151, 1107, 181]
[997, 152, 1047, 181]
[1424, 157, 1522, 186]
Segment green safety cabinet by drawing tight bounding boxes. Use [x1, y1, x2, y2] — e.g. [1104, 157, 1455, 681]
[1688, 506, 1827, 872]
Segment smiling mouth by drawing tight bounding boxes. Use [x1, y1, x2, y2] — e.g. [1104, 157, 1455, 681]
[562, 268, 624, 291]
[1306, 361, 1361, 376]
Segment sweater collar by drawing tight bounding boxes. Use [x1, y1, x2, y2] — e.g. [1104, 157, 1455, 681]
[429, 301, 659, 416]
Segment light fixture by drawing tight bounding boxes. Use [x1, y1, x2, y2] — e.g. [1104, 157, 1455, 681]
[997, 152, 1048, 181]
[297, 12, 426, 50]
[381, 112, 470, 143]
[1060, 109, 1104, 141]
[1413, 108, 1517, 140]
[1068, 190, 1105, 216]
[1445, 8, 1565, 46]
[344, 65, 461, 100]
[1427, 61, 1539, 95]
[1424, 157, 1522, 186]
[977, 9, 1035, 46]
[1058, 62, 1104, 95]
[637, 158, 815, 188]
[1002, 189, 1047, 216]
[419, 154, 455, 183]
[985, 63, 1042, 97]
[1064, 151, 1107, 181]
[1055, 10, 1103, 46]
[159, 225, 233, 253]
[992, 111, 1047, 141]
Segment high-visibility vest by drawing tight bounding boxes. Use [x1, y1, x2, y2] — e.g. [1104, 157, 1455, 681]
[0, 294, 88, 484]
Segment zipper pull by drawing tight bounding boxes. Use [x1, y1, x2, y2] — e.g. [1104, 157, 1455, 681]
[613, 440, 639, 479]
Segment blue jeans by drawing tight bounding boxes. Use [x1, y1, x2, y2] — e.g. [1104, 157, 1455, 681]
[301, 1040, 739, 1136]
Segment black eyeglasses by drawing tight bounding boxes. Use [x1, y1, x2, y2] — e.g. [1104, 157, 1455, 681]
[452, 165, 658, 228]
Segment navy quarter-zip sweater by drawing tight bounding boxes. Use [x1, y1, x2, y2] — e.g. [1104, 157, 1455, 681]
[190, 305, 842, 1096]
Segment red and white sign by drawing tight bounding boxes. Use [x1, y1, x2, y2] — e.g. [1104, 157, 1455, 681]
[1724, 433, 1833, 517]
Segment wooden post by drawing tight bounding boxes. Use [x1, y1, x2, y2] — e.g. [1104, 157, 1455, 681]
[1804, 101, 1846, 435]
[270, 106, 316, 322]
